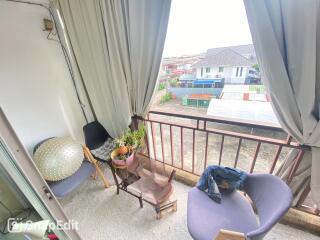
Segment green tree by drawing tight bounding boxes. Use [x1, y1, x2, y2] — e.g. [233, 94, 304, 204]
[252, 64, 260, 72]
[158, 82, 166, 91]
[160, 92, 172, 103]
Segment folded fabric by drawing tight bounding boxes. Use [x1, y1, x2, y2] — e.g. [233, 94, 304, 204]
[196, 165, 247, 203]
[90, 138, 114, 161]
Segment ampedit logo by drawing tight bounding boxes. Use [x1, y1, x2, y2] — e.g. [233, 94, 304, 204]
[7, 218, 79, 233]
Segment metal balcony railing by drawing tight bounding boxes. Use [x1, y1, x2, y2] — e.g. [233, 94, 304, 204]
[133, 109, 318, 216]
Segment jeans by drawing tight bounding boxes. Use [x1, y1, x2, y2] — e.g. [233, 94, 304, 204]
[196, 165, 247, 203]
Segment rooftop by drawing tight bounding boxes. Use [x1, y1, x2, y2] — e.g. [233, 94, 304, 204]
[206, 44, 255, 57]
[162, 53, 205, 66]
[193, 49, 254, 68]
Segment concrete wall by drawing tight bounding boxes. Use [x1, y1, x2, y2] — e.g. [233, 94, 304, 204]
[168, 87, 223, 99]
[0, 1, 86, 153]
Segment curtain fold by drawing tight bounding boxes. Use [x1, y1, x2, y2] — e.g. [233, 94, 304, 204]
[56, 0, 171, 137]
[244, 0, 320, 206]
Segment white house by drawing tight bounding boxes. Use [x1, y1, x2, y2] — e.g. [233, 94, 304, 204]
[193, 45, 260, 84]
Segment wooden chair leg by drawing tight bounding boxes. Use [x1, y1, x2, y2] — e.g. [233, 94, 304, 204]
[155, 200, 177, 220]
[91, 169, 97, 179]
[83, 146, 110, 188]
[156, 211, 162, 220]
[214, 229, 246, 240]
[95, 164, 110, 188]
[173, 201, 177, 212]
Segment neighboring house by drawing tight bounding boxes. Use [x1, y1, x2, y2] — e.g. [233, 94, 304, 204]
[161, 53, 204, 75]
[193, 44, 260, 84]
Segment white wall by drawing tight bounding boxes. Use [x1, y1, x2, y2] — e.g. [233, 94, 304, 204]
[0, 1, 86, 153]
[196, 67, 221, 79]
[223, 67, 233, 83]
[196, 66, 250, 84]
[230, 67, 248, 84]
[196, 67, 203, 78]
[196, 66, 233, 82]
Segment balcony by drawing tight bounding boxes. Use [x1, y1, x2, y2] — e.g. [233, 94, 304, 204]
[58, 110, 320, 240]
[60, 170, 319, 240]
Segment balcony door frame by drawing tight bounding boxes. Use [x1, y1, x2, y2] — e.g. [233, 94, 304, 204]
[0, 108, 81, 240]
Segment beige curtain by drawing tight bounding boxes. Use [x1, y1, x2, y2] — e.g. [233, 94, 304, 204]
[56, 0, 171, 137]
[244, 0, 320, 206]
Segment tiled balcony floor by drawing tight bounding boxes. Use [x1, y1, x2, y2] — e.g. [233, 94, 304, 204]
[60, 168, 320, 240]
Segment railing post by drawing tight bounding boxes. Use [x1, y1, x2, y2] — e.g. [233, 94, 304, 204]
[269, 146, 282, 174]
[296, 179, 311, 207]
[160, 123, 165, 163]
[150, 122, 157, 161]
[218, 135, 225, 166]
[192, 129, 196, 173]
[180, 127, 184, 169]
[249, 141, 261, 173]
[204, 132, 209, 170]
[144, 120, 151, 158]
[170, 125, 174, 166]
[287, 150, 305, 185]
[234, 138, 242, 168]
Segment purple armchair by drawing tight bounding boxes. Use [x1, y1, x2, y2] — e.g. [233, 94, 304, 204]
[187, 174, 292, 240]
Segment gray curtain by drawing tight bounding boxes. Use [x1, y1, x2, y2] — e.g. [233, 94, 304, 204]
[56, 0, 171, 137]
[275, 149, 311, 205]
[244, 0, 320, 206]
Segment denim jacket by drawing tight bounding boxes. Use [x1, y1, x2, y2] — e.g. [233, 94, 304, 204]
[196, 165, 247, 203]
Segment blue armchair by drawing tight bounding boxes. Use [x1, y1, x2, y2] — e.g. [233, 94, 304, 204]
[187, 174, 292, 240]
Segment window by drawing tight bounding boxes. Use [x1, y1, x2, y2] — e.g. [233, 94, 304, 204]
[200, 67, 203, 77]
[236, 67, 239, 77]
[235, 67, 244, 77]
[218, 66, 224, 72]
[205, 67, 210, 73]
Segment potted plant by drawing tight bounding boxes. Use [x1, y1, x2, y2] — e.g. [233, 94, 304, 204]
[111, 125, 146, 166]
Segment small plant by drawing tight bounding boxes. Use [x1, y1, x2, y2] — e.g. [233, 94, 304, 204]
[113, 125, 146, 156]
[158, 82, 166, 91]
[169, 78, 179, 87]
[160, 92, 172, 104]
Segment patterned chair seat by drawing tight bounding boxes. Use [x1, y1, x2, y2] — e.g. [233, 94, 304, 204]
[90, 138, 114, 161]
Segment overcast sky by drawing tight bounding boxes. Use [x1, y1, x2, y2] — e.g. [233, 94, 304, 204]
[163, 0, 252, 57]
